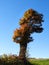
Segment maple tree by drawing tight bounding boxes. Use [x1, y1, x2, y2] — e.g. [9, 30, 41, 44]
[12, 9, 44, 64]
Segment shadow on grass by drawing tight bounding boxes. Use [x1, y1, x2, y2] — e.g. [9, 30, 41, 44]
[0, 62, 39, 65]
[17, 60, 39, 65]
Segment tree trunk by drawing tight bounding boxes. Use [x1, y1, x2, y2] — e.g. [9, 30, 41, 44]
[19, 43, 27, 64]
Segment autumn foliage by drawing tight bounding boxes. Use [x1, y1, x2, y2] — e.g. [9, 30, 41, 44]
[13, 9, 43, 43]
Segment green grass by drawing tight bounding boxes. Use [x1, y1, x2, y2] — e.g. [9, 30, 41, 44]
[29, 58, 49, 65]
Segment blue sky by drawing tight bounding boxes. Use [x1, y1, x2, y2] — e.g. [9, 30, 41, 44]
[0, 0, 49, 58]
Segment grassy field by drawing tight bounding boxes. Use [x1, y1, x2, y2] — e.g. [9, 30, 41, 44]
[0, 55, 49, 65]
[29, 58, 49, 65]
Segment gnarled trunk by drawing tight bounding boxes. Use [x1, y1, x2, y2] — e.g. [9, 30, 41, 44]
[19, 43, 27, 64]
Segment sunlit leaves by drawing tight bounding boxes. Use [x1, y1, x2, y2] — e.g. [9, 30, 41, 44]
[13, 9, 44, 43]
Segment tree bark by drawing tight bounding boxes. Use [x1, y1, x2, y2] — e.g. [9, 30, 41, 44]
[19, 43, 27, 64]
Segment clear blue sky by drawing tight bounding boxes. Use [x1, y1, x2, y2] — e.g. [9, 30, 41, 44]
[0, 0, 49, 58]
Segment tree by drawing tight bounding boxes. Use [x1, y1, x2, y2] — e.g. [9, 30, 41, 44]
[12, 9, 44, 64]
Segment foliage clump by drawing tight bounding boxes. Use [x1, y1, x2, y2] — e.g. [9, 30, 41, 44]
[13, 9, 43, 43]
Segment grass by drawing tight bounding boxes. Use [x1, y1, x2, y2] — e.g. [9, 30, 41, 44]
[0, 55, 49, 65]
[29, 58, 49, 65]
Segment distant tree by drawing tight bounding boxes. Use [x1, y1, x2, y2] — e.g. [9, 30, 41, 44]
[13, 9, 44, 64]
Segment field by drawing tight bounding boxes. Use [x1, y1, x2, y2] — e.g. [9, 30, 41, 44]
[0, 55, 49, 65]
[29, 58, 49, 65]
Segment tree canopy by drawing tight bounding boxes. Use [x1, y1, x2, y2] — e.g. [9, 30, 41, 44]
[13, 9, 44, 44]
